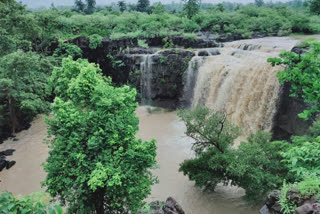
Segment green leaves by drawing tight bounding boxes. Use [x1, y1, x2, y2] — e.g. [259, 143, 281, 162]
[178, 107, 290, 201]
[268, 42, 320, 119]
[0, 50, 52, 135]
[44, 58, 157, 213]
[0, 191, 63, 214]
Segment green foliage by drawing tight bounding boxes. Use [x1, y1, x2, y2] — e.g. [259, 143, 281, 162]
[53, 41, 82, 59]
[0, 51, 52, 135]
[229, 133, 291, 201]
[178, 107, 291, 201]
[107, 54, 125, 68]
[255, 0, 264, 7]
[310, 0, 320, 15]
[268, 42, 320, 119]
[183, 0, 201, 19]
[138, 39, 149, 48]
[44, 57, 157, 213]
[0, 191, 63, 214]
[279, 181, 297, 214]
[295, 37, 318, 48]
[152, 2, 165, 14]
[281, 139, 320, 178]
[178, 107, 238, 188]
[162, 37, 174, 49]
[89, 34, 103, 49]
[118, 1, 126, 13]
[279, 176, 320, 214]
[137, 0, 150, 13]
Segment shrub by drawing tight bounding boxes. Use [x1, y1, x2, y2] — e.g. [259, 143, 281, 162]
[89, 34, 103, 49]
[0, 191, 63, 214]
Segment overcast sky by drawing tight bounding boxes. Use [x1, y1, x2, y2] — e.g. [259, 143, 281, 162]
[20, 0, 290, 8]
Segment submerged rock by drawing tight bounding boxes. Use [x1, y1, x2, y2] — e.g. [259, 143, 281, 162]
[0, 149, 16, 172]
[137, 197, 185, 214]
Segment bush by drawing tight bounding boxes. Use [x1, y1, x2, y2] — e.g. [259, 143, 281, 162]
[53, 41, 82, 59]
[0, 191, 63, 214]
[89, 34, 103, 49]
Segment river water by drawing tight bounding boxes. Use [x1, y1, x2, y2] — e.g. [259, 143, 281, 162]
[0, 107, 258, 213]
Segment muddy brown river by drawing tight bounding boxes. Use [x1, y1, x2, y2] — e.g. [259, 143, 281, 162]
[0, 107, 257, 213]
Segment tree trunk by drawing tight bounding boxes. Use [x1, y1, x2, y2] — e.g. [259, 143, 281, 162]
[95, 188, 106, 214]
[9, 96, 18, 136]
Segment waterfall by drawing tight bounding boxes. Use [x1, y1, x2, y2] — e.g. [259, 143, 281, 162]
[180, 56, 206, 107]
[189, 37, 297, 134]
[140, 55, 154, 104]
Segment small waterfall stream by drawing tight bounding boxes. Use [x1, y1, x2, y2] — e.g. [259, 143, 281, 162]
[180, 56, 206, 107]
[140, 55, 154, 104]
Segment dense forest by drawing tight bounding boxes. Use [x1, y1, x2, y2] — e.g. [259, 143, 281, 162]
[1, 0, 320, 213]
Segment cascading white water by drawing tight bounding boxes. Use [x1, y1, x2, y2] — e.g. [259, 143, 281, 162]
[190, 37, 298, 134]
[180, 56, 206, 107]
[140, 55, 154, 104]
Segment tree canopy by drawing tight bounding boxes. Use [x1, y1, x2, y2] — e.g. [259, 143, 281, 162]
[0, 51, 52, 136]
[43, 57, 157, 214]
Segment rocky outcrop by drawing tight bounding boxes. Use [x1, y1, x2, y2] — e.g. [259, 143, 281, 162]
[70, 36, 197, 108]
[0, 149, 16, 172]
[137, 197, 185, 214]
[261, 190, 320, 214]
[272, 82, 312, 141]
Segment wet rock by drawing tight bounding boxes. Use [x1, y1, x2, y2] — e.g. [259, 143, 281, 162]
[291, 47, 309, 55]
[0, 149, 16, 172]
[260, 205, 271, 214]
[0, 157, 6, 172]
[6, 161, 16, 169]
[0, 149, 15, 156]
[137, 197, 185, 214]
[263, 190, 282, 214]
[207, 49, 221, 56]
[164, 197, 185, 214]
[272, 82, 312, 141]
[295, 203, 313, 214]
[198, 50, 209, 56]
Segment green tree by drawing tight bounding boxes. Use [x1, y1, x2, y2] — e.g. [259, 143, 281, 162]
[183, 0, 201, 19]
[152, 2, 165, 14]
[310, 0, 320, 14]
[268, 42, 320, 119]
[0, 0, 39, 55]
[216, 3, 225, 12]
[86, 0, 96, 14]
[178, 107, 290, 201]
[74, 0, 86, 12]
[44, 57, 157, 214]
[136, 0, 150, 13]
[0, 51, 52, 135]
[178, 106, 240, 188]
[255, 0, 264, 7]
[118, 1, 127, 12]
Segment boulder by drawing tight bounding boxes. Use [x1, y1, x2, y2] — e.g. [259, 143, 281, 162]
[137, 197, 185, 214]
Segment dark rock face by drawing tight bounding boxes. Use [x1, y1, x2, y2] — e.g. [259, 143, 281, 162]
[272, 83, 312, 141]
[0, 149, 16, 172]
[70, 36, 197, 108]
[261, 190, 282, 214]
[137, 197, 185, 214]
